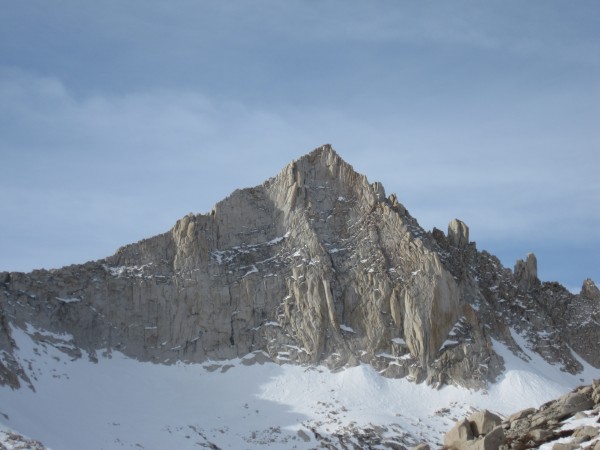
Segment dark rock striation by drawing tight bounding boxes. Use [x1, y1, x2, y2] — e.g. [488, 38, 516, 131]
[1, 145, 599, 390]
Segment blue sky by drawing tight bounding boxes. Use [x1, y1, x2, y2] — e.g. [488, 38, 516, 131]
[1, 1, 598, 291]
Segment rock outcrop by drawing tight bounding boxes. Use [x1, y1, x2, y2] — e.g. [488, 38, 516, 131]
[0, 428, 47, 450]
[445, 380, 600, 449]
[0, 145, 599, 390]
[448, 219, 469, 248]
[514, 253, 539, 291]
[582, 279, 600, 301]
[444, 410, 505, 450]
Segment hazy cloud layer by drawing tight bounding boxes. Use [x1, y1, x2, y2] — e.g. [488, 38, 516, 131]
[1, 1, 599, 289]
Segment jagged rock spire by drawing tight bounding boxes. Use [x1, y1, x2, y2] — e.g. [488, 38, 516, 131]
[448, 219, 469, 248]
[514, 253, 539, 290]
[582, 278, 600, 301]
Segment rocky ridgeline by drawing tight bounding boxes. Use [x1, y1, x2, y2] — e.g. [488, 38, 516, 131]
[439, 379, 600, 450]
[0, 427, 47, 450]
[1, 145, 599, 391]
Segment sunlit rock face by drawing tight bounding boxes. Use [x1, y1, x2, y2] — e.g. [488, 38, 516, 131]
[1, 145, 599, 390]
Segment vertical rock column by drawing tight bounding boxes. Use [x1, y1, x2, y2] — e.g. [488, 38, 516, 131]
[514, 253, 539, 291]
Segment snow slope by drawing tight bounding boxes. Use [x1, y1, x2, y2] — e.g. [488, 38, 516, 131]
[1, 325, 598, 450]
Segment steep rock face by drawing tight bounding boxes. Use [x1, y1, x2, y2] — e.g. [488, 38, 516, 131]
[1, 145, 599, 389]
[448, 219, 469, 248]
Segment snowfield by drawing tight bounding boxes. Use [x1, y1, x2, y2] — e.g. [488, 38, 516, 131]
[1, 325, 598, 450]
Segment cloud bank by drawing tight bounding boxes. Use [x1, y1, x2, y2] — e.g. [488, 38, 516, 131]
[1, 1, 598, 289]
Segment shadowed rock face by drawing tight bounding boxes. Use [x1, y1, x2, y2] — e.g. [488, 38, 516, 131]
[1, 145, 599, 389]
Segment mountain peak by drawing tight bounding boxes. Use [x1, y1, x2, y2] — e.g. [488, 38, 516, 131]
[283, 143, 353, 181]
[295, 143, 343, 166]
[1, 145, 599, 450]
[1, 145, 598, 396]
[305, 143, 336, 159]
[269, 144, 386, 211]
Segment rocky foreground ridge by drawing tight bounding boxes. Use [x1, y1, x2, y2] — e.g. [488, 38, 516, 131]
[440, 379, 600, 450]
[3, 380, 598, 450]
[1, 145, 599, 390]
